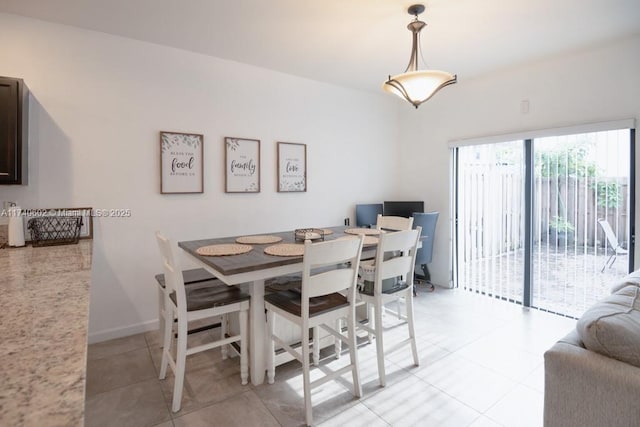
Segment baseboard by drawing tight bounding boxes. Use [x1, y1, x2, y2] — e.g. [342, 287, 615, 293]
[88, 319, 158, 344]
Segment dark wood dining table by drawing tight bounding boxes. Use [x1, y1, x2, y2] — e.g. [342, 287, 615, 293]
[178, 225, 376, 385]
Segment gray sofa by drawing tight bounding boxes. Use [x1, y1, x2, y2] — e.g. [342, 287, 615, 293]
[544, 272, 640, 427]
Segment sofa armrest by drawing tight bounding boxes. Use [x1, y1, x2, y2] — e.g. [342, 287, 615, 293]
[544, 339, 640, 427]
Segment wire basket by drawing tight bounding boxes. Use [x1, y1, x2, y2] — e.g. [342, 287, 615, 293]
[294, 228, 325, 242]
[27, 216, 83, 247]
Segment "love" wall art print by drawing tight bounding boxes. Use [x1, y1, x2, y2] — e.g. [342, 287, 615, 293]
[278, 142, 307, 192]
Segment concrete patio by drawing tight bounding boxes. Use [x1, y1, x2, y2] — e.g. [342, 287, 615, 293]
[458, 245, 630, 318]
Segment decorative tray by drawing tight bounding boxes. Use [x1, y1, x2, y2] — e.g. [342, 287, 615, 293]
[294, 228, 325, 242]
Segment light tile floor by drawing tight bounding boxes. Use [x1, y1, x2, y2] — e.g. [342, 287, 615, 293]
[85, 286, 577, 426]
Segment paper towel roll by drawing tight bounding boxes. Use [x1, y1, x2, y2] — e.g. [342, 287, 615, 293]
[8, 206, 25, 247]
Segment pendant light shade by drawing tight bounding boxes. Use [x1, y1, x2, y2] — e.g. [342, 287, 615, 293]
[383, 4, 456, 108]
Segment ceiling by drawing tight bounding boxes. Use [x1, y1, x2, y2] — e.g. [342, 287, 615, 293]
[1, 0, 639, 93]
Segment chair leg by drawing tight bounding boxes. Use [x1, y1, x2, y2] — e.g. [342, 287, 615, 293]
[221, 314, 228, 360]
[239, 308, 249, 385]
[405, 291, 419, 367]
[374, 303, 386, 387]
[313, 326, 320, 366]
[157, 287, 166, 343]
[334, 318, 342, 359]
[159, 306, 173, 380]
[367, 303, 374, 344]
[347, 310, 362, 398]
[172, 320, 188, 412]
[266, 309, 276, 384]
[602, 252, 615, 272]
[301, 327, 313, 426]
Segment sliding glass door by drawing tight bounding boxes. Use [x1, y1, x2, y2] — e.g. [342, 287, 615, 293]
[455, 141, 525, 303]
[532, 130, 632, 317]
[454, 127, 634, 317]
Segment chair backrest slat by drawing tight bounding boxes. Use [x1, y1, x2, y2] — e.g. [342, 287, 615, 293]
[598, 219, 620, 249]
[378, 256, 413, 281]
[304, 237, 361, 267]
[376, 214, 414, 232]
[308, 268, 357, 298]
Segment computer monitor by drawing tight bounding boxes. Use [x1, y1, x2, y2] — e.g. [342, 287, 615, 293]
[355, 203, 383, 227]
[383, 201, 424, 218]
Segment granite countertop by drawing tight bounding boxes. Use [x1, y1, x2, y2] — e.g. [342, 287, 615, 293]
[0, 240, 92, 426]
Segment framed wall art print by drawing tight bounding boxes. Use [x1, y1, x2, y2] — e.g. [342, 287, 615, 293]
[160, 131, 203, 194]
[277, 142, 307, 192]
[225, 137, 261, 193]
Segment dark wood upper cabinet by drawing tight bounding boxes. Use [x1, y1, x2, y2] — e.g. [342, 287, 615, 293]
[0, 76, 28, 185]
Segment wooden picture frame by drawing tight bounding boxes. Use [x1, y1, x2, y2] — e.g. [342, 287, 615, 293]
[225, 137, 260, 193]
[277, 142, 307, 192]
[160, 131, 203, 194]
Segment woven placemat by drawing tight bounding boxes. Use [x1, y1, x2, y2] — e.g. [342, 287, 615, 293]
[235, 235, 283, 244]
[344, 228, 382, 236]
[320, 228, 334, 235]
[336, 235, 379, 245]
[264, 243, 305, 257]
[196, 243, 253, 256]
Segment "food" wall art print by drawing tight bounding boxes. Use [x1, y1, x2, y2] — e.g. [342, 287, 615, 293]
[160, 131, 203, 194]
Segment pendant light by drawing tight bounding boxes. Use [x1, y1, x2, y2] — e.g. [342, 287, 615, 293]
[383, 4, 456, 108]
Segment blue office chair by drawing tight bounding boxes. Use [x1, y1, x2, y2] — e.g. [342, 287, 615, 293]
[412, 212, 439, 290]
[356, 203, 383, 228]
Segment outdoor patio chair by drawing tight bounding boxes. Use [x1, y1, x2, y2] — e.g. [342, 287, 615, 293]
[598, 218, 628, 272]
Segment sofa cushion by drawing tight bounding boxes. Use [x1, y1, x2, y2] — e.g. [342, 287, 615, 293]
[610, 270, 640, 294]
[577, 284, 640, 367]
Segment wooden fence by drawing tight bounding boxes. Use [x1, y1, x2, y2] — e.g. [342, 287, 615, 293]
[458, 164, 628, 260]
[536, 177, 628, 247]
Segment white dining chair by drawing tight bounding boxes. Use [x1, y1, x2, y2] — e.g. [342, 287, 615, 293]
[264, 236, 365, 426]
[155, 231, 250, 412]
[154, 268, 222, 342]
[374, 213, 415, 317]
[357, 227, 421, 387]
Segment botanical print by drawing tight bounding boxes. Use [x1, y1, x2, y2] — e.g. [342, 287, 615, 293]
[278, 142, 306, 192]
[160, 132, 203, 193]
[162, 133, 201, 153]
[225, 138, 260, 193]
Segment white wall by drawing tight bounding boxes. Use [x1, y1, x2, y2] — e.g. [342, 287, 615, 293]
[0, 14, 400, 342]
[397, 35, 640, 287]
[4, 12, 637, 341]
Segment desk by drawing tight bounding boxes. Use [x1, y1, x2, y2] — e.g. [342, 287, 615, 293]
[179, 226, 376, 385]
